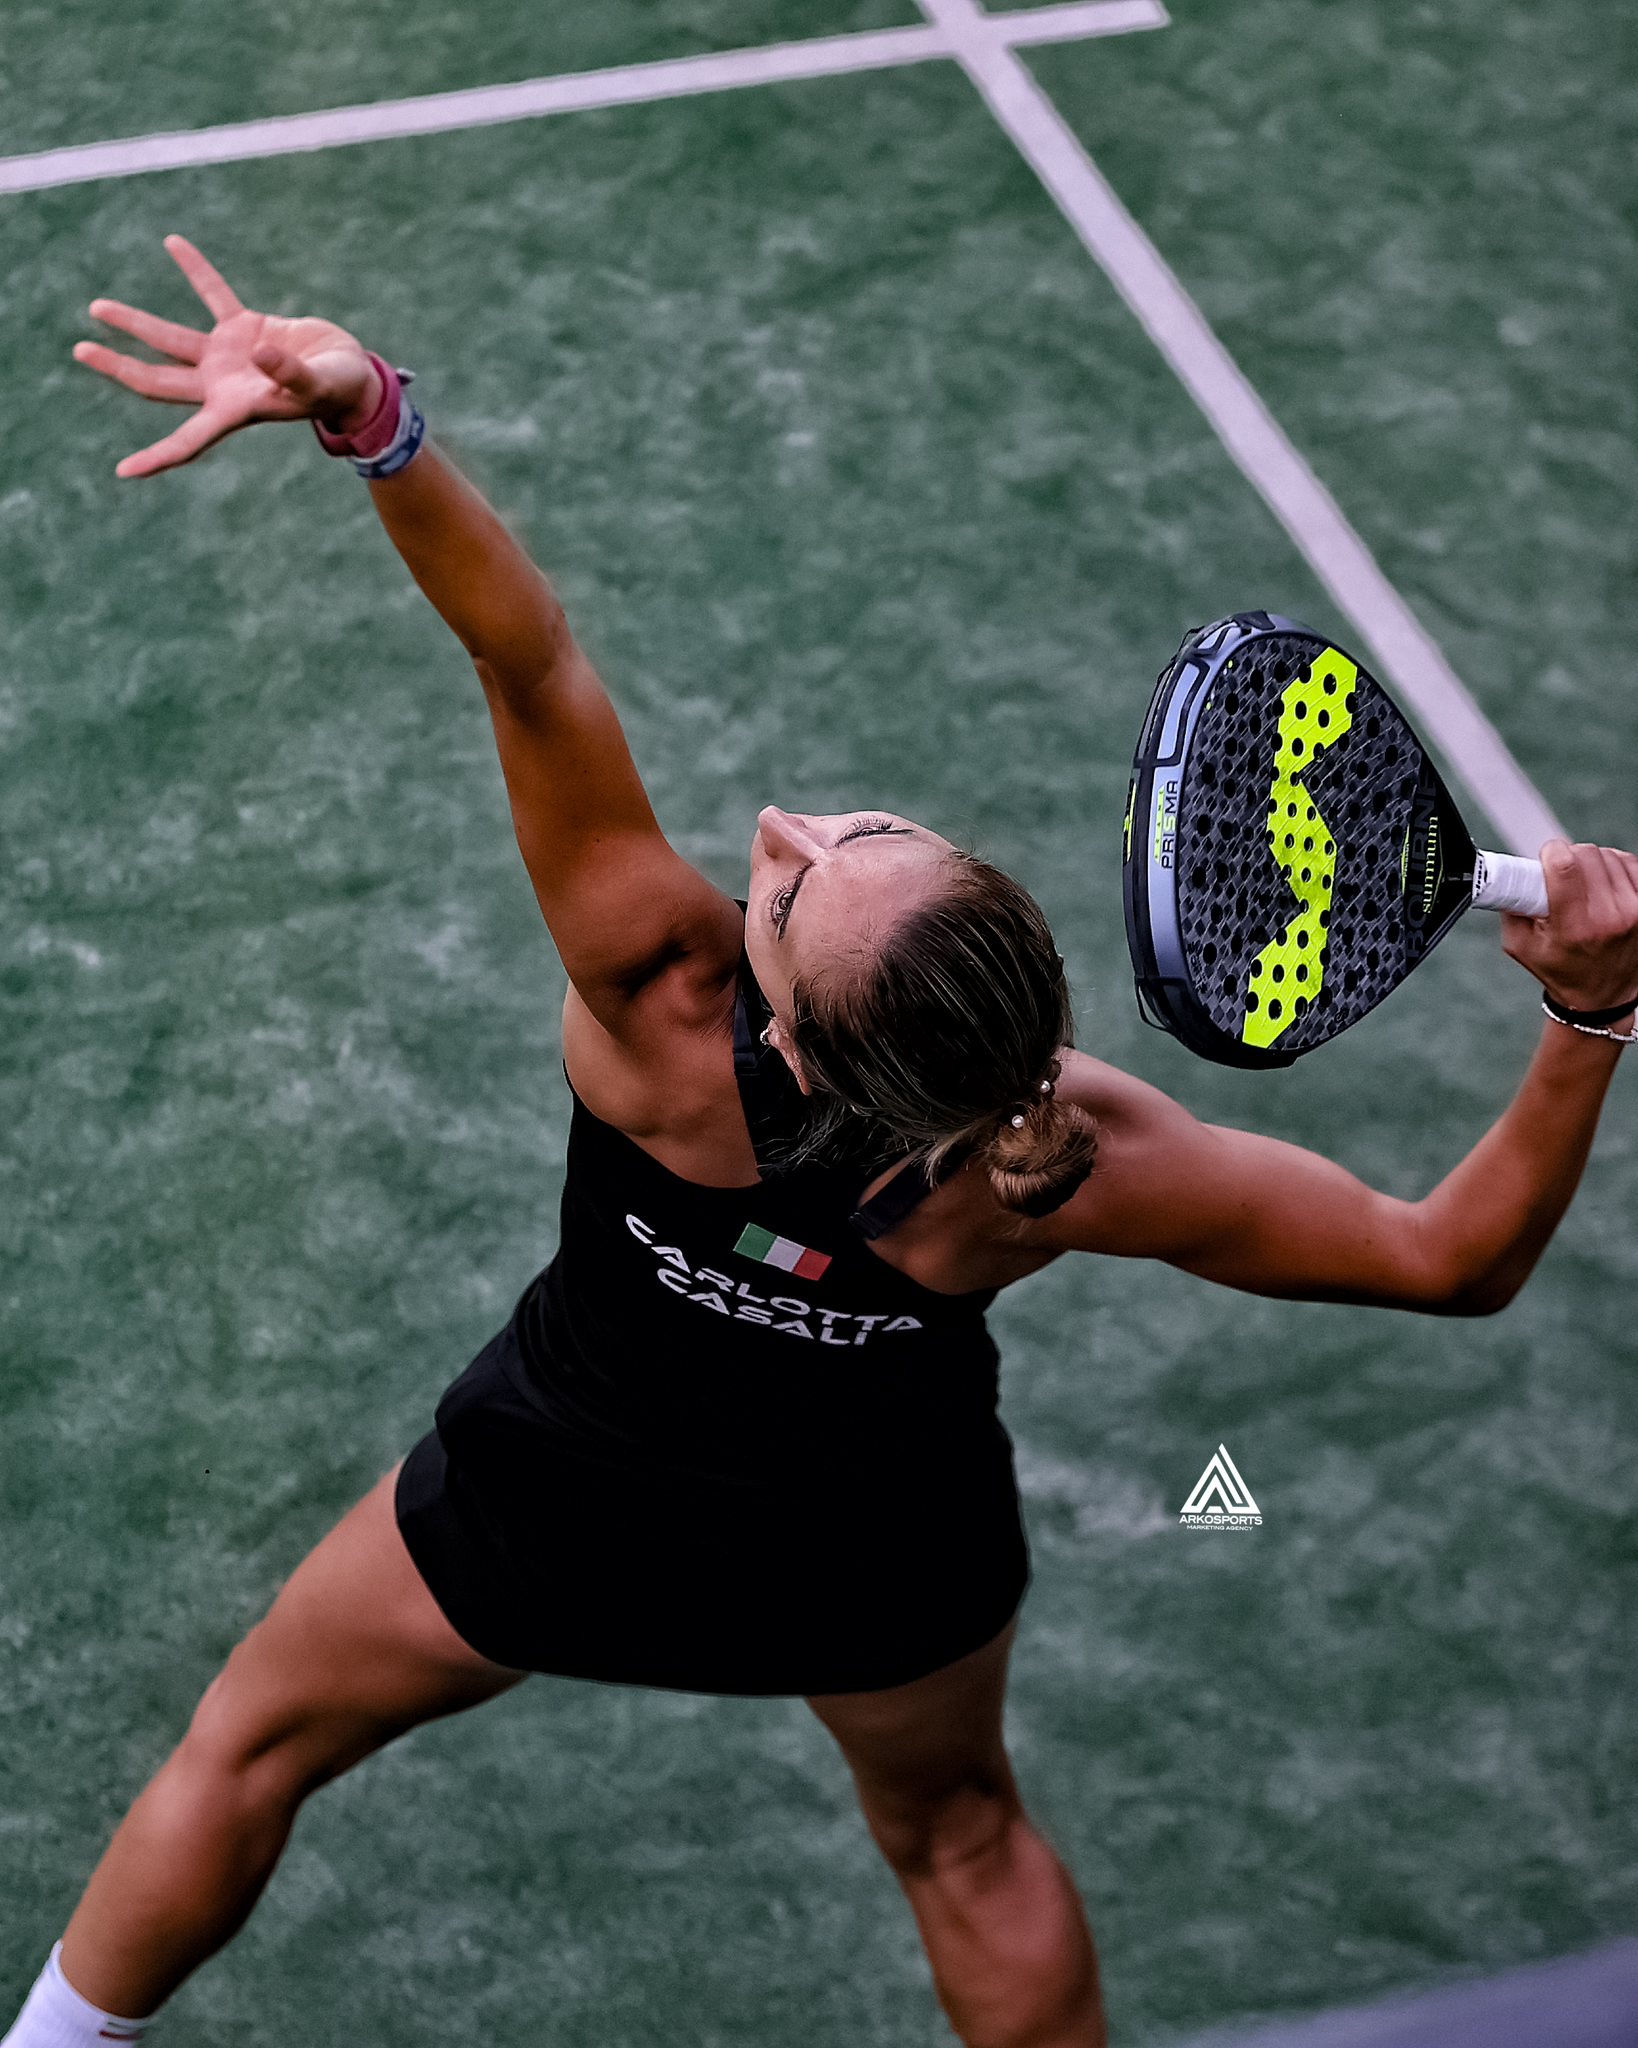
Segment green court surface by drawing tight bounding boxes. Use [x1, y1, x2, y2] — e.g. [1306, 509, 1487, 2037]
[1, 2, 1634, 2043]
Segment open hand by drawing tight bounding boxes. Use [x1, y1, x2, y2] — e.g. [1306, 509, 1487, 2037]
[74, 235, 380, 478]
[1503, 839, 1638, 1015]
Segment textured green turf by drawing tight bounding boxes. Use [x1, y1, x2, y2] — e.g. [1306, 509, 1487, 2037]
[1, 3, 1634, 2045]
[0, 0, 919, 158]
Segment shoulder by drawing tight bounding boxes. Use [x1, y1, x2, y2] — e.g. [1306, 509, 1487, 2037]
[1053, 1048, 1200, 1145]
[1023, 1049, 1221, 1258]
[560, 898, 762, 1180]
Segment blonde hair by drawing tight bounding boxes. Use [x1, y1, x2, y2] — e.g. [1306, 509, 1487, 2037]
[788, 851, 1097, 1217]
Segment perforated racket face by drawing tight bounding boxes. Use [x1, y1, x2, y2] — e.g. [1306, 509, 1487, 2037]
[1122, 614, 1478, 1066]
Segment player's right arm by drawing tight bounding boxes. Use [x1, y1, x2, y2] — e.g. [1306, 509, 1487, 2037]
[1042, 841, 1638, 1315]
[74, 236, 741, 1046]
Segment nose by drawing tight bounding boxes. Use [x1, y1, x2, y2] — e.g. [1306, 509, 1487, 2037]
[757, 806, 824, 860]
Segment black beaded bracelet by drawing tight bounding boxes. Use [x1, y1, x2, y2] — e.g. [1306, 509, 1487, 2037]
[1541, 991, 1638, 1028]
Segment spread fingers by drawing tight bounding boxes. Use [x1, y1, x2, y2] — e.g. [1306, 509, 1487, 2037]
[114, 405, 234, 479]
[87, 297, 206, 363]
[74, 339, 201, 402]
[163, 233, 246, 322]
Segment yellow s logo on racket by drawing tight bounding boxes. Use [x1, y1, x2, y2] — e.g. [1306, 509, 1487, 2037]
[1241, 651, 1356, 1049]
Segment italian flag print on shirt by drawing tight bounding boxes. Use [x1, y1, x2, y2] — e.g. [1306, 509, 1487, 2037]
[734, 1222, 832, 1282]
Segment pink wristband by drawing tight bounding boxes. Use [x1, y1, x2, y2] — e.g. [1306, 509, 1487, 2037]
[312, 354, 401, 458]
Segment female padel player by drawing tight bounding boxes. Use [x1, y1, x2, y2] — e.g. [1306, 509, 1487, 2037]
[8, 237, 1637, 2048]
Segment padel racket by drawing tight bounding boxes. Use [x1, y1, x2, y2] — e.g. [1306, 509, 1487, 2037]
[1122, 612, 1548, 1068]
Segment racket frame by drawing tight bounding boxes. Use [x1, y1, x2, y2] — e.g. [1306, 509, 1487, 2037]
[1122, 613, 1306, 1068]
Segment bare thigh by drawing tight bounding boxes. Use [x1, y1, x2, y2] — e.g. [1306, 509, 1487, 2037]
[183, 1463, 525, 1793]
[806, 1621, 1019, 1845]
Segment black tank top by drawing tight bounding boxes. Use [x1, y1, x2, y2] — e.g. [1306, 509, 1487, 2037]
[502, 951, 1003, 1488]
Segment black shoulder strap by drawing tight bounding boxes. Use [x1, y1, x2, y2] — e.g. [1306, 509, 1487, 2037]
[848, 1155, 938, 1241]
[849, 1139, 976, 1241]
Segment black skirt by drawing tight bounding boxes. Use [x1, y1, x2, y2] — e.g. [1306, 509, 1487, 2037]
[395, 1324, 1030, 1696]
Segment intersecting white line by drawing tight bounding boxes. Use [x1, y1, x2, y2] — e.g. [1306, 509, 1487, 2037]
[3, 0, 1558, 851]
[917, 0, 1561, 854]
[0, 1, 1162, 196]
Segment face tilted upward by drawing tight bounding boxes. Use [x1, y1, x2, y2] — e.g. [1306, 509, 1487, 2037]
[743, 807, 954, 1039]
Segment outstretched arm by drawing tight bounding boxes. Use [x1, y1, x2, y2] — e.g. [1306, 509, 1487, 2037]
[74, 236, 741, 1042]
[1045, 840, 1638, 1314]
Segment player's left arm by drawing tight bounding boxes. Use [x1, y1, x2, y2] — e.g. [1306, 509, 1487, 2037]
[1040, 839, 1638, 1314]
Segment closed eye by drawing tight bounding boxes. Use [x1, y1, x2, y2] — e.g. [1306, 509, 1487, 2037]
[771, 819, 915, 939]
[835, 816, 911, 845]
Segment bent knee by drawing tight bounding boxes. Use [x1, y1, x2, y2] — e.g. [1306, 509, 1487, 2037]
[863, 1771, 1023, 1885]
[177, 1627, 374, 1805]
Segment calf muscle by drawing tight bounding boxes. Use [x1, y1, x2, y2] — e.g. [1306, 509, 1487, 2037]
[58, 1470, 521, 2018]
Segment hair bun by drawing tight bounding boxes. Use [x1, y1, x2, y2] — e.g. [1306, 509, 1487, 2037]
[983, 1094, 1097, 1218]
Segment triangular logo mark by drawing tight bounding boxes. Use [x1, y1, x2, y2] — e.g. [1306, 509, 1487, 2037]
[1179, 1444, 1262, 1527]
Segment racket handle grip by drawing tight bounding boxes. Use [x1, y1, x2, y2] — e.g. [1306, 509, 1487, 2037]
[1472, 849, 1549, 917]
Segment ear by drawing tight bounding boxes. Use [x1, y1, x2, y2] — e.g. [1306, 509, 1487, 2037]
[764, 1016, 814, 1096]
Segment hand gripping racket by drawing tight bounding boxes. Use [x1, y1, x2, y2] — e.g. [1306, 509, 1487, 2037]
[1122, 612, 1547, 1068]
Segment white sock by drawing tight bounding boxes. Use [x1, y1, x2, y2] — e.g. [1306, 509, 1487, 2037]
[0, 1946, 152, 2047]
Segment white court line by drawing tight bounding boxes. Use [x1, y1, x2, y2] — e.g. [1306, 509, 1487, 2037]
[1, 0, 1558, 850]
[0, 1, 1163, 196]
[918, 0, 1562, 853]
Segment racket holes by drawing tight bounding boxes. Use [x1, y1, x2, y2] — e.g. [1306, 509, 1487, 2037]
[1296, 963, 1308, 982]
[1224, 692, 1239, 713]
[1271, 965, 1285, 983]
[1287, 802, 1298, 817]
[1222, 973, 1238, 998]
[1367, 948, 1380, 970]
[1191, 865, 1208, 888]
[1325, 841, 1334, 855]
[1323, 675, 1337, 694]
[1384, 743, 1398, 765]
[1344, 968, 1360, 991]
[1203, 942, 1218, 964]
[1291, 737, 1305, 756]
[1294, 699, 1308, 718]
[1200, 762, 1216, 785]
[1296, 929, 1309, 947]
[1284, 833, 1296, 848]
[1363, 902, 1378, 920]
[1363, 844, 1379, 867]
[1297, 663, 1312, 683]
[1317, 709, 1330, 727]
[1365, 715, 1380, 737]
[1319, 910, 1330, 928]
[1267, 999, 1283, 1019]
[1245, 991, 1260, 1012]
[1303, 836, 1314, 851]
[1345, 691, 1357, 709]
